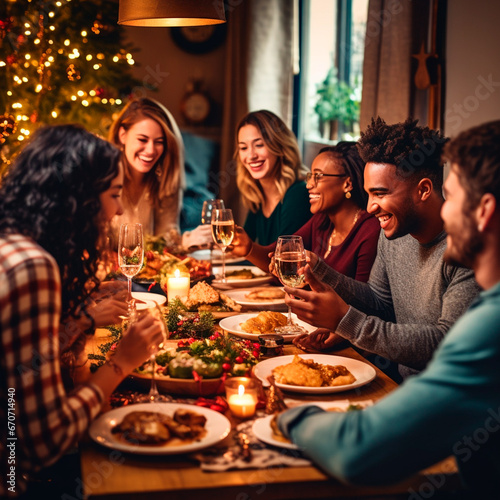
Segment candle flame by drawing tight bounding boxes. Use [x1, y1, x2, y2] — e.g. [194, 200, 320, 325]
[238, 384, 245, 396]
[174, 268, 180, 278]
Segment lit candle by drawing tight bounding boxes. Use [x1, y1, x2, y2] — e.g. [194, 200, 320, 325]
[227, 384, 257, 418]
[166, 269, 190, 302]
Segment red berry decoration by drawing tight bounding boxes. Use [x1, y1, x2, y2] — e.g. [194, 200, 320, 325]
[222, 363, 231, 372]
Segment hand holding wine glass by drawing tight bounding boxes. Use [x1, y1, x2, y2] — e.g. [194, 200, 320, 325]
[274, 235, 307, 334]
[211, 208, 234, 282]
[118, 223, 144, 315]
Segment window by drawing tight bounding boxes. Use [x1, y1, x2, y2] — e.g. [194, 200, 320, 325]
[296, 0, 368, 165]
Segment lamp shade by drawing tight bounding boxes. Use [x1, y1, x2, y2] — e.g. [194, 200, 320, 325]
[118, 0, 226, 27]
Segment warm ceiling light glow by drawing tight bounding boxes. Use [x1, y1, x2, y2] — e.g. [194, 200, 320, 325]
[118, 0, 226, 27]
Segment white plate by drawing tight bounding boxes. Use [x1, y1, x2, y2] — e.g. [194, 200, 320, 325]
[218, 312, 315, 342]
[188, 249, 245, 265]
[131, 292, 166, 310]
[253, 354, 377, 394]
[252, 401, 370, 450]
[223, 287, 286, 310]
[212, 266, 273, 289]
[252, 415, 298, 450]
[88, 402, 231, 455]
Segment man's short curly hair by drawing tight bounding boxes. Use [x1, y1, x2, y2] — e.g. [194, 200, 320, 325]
[443, 120, 500, 211]
[357, 117, 448, 191]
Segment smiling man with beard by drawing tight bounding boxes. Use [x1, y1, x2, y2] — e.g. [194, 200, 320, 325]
[285, 117, 480, 381]
[278, 119, 500, 497]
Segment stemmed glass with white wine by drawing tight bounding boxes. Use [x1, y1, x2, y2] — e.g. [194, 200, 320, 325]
[274, 235, 307, 335]
[118, 223, 144, 315]
[211, 208, 234, 282]
[201, 199, 225, 264]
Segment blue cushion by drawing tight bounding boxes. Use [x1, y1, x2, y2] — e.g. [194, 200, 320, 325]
[180, 131, 218, 231]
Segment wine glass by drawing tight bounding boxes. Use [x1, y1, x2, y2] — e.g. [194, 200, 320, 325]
[201, 198, 225, 225]
[211, 208, 234, 282]
[118, 223, 144, 315]
[274, 235, 307, 335]
[133, 304, 170, 404]
[201, 199, 225, 264]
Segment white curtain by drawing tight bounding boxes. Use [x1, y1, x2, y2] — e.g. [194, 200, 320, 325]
[219, 0, 296, 224]
[247, 0, 295, 125]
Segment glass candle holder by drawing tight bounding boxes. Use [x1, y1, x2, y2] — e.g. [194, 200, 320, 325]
[224, 377, 258, 419]
[166, 268, 190, 302]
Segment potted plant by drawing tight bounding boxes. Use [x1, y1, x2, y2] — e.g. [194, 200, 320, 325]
[314, 67, 360, 141]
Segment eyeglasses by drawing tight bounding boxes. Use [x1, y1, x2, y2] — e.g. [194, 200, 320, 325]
[306, 171, 347, 187]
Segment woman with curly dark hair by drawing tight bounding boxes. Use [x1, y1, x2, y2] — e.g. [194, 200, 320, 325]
[0, 124, 165, 498]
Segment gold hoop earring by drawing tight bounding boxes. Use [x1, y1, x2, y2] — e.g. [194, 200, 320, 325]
[155, 165, 162, 177]
[345, 191, 352, 199]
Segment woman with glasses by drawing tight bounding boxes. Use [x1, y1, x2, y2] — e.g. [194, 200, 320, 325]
[235, 110, 312, 245]
[233, 141, 380, 282]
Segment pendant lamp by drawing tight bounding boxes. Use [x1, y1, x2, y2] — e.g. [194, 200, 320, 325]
[118, 0, 226, 27]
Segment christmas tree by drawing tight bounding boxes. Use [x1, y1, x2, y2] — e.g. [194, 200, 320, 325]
[0, 0, 142, 177]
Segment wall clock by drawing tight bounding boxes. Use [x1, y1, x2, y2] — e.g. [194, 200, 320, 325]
[181, 90, 211, 125]
[170, 24, 227, 54]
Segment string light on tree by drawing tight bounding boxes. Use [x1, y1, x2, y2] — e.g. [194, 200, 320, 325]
[0, 0, 141, 177]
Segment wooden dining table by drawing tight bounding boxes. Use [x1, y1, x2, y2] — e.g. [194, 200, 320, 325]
[79, 314, 461, 500]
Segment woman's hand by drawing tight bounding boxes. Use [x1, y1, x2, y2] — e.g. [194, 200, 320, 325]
[293, 329, 346, 352]
[182, 224, 213, 249]
[230, 226, 253, 257]
[88, 281, 128, 327]
[113, 312, 165, 373]
[89, 298, 128, 327]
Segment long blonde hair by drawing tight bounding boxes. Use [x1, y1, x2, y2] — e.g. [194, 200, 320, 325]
[234, 110, 306, 213]
[108, 98, 181, 209]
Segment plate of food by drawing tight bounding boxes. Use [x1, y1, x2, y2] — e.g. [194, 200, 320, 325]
[89, 402, 231, 455]
[188, 249, 245, 265]
[223, 287, 286, 310]
[252, 401, 371, 450]
[174, 281, 242, 318]
[253, 354, 376, 394]
[252, 414, 298, 450]
[218, 311, 315, 342]
[131, 292, 166, 310]
[212, 266, 273, 289]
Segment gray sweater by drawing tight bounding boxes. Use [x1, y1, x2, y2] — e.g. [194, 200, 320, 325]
[314, 231, 481, 378]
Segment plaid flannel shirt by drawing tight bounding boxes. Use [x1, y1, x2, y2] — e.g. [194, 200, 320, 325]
[0, 234, 103, 496]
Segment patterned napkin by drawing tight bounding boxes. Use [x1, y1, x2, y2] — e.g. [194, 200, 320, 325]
[194, 414, 311, 471]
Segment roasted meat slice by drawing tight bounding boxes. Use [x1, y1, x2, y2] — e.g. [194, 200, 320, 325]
[112, 411, 171, 444]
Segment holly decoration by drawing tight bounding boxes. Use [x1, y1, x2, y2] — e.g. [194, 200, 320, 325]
[166, 298, 215, 339]
[88, 325, 122, 372]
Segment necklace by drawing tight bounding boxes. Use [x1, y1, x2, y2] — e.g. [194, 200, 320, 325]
[324, 209, 361, 258]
